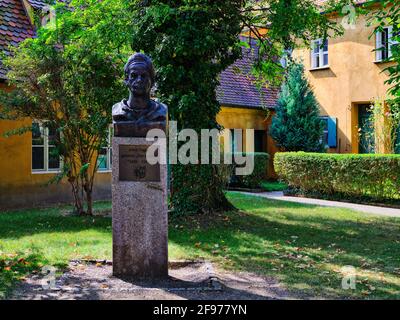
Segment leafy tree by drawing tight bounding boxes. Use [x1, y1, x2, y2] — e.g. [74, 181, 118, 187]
[369, 0, 400, 103]
[0, 0, 132, 215]
[368, 1, 400, 153]
[269, 62, 325, 152]
[130, 0, 243, 214]
[129, 0, 343, 214]
[0, 0, 346, 215]
[360, 99, 400, 154]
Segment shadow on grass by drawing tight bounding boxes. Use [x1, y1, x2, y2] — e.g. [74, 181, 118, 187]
[0, 206, 111, 240]
[0, 247, 48, 299]
[169, 194, 400, 298]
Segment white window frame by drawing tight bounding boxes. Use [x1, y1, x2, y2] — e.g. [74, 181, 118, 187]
[31, 120, 62, 174]
[376, 26, 399, 62]
[97, 125, 112, 173]
[311, 38, 329, 69]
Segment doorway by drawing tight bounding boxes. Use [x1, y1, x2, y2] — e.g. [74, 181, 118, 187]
[358, 104, 375, 154]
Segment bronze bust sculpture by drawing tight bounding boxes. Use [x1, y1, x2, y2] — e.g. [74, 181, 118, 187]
[113, 53, 167, 136]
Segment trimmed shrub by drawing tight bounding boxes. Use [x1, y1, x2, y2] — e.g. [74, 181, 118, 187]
[274, 152, 400, 201]
[230, 152, 269, 189]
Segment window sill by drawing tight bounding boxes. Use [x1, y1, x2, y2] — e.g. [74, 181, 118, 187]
[32, 170, 61, 175]
[97, 170, 112, 173]
[309, 66, 330, 71]
[374, 59, 394, 64]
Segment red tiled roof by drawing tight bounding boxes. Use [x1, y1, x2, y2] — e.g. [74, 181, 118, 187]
[27, 0, 47, 9]
[217, 38, 279, 109]
[27, 0, 70, 9]
[0, 0, 35, 79]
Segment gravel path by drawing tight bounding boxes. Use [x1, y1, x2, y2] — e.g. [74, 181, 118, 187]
[10, 260, 304, 300]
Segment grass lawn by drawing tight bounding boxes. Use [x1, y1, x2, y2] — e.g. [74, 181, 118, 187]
[1, 192, 400, 299]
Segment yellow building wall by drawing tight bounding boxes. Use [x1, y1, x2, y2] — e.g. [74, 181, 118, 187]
[292, 12, 392, 153]
[217, 106, 278, 177]
[0, 82, 111, 209]
[0, 86, 276, 209]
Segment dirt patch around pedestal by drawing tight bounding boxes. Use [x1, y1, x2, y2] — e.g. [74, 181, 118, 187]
[10, 260, 305, 300]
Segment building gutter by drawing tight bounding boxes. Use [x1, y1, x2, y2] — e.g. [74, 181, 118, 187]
[221, 103, 276, 110]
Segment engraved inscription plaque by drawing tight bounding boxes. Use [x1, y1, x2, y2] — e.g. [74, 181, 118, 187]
[119, 145, 160, 182]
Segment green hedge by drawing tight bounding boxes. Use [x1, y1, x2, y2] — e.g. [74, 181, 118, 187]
[230, 152, 269, 189]
[274, 152, 400, 200]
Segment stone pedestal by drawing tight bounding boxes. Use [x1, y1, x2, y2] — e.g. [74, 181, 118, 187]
[112, 126, 168, 278]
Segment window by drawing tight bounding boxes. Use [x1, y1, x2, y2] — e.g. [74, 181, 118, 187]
[320, 117, 337, 148]
[32, 121, 61, 172]
[358, 105, 375, 154]
[376, 26, 399, 61]
[97, 126, 113, 171]
[311, 39, 328, 69]
[254, 130, 267, 152]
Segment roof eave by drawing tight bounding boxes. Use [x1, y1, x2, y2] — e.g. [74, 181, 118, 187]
[221, 103, 276, 110]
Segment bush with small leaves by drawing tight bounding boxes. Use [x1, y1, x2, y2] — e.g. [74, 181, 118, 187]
[275, 152, 400, 201]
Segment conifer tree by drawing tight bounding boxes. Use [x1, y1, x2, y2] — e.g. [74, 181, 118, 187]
[270, 62, 325, 152]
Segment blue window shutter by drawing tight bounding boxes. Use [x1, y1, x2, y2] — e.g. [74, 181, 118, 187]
[327, 117, 337, 148]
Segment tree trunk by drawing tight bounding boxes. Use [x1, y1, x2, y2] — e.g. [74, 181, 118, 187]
[68, 176, 85, 215]
[82, 163, 94, 216]
[86, 189, 93, 216]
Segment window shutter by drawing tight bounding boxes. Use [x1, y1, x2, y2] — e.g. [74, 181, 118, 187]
[327, 117, 337, 148]
[376, 31, 382, 61]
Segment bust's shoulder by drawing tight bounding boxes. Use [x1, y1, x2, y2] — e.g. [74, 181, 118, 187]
[152, 100, 168, 114]
[112, 100, 125, 114]
[112, 100, 129, 122]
